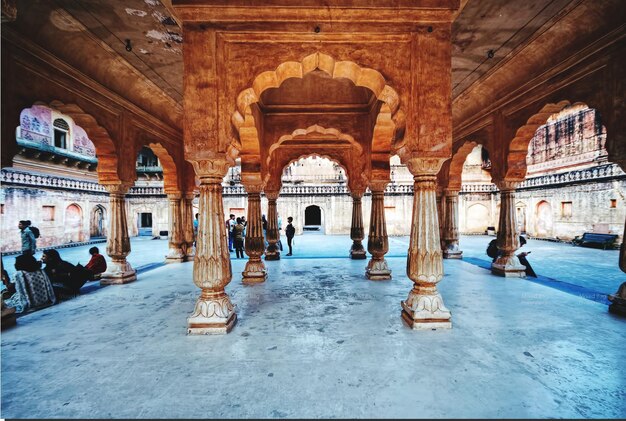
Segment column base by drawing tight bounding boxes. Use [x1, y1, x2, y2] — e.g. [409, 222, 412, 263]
[443, 250, 463, 259]
[365, 258, 392, 280]
[100, 260, 136, 285]
[242, 259, 267, 284]
[187, 291, 237, 335]
[165, 248, 185, 263]
[264, 250, 281, 261]
[350, 248, 367, 259]
[400, 293, 452, 330]
[491, 255, 526, 277]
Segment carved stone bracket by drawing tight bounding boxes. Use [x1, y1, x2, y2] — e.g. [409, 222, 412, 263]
[101, 182, 136, 285]
[442, 189, 463, 259]
[366, 180, 391, 280]
[187, 157, 236, 334]
[401, 160, 451, 329]
[242, 185, 267, 283]
[349, 190, 367, 260]
[265, 190, 281, 261]
[492, 180, 526, 277]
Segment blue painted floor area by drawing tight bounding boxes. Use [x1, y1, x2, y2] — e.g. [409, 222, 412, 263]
[1, 256, 624, 418]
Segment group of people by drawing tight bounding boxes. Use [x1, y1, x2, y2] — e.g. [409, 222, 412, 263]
[1, 220, 109, 314]
[224, 213, 296, 257]
[486, 235, 537, 277]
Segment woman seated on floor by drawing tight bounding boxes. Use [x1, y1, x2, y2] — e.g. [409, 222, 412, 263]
[4, 253, 56, 313]
[42, 249, 90, 300]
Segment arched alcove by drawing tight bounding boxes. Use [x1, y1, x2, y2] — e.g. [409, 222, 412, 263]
[90, 205, 106, 238]
[64, 203, 83, 243]
[304, 205, 323, 231]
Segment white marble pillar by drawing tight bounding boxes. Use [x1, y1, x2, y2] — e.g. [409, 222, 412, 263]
[182, 192, 196, 261]
[165, 192, 185, 263]
[187, 159, 236, 334]
[492, 180, 526, 277]
[401, 158, 452, 329]
[366, 181, 391, 280]
[349, 190, 367, 259]
[242, 184, 267, 283]
[264, 191, 280, 261]
[101, 183, 137, 285]
[442, 189, 463, 259]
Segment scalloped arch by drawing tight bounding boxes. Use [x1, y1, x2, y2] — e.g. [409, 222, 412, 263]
[147, 142, 180, 193]
[447, 141, 480, 190]
[34, 101, 120, 184]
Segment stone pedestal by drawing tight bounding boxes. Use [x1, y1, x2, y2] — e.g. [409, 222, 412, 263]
[187, 159, 237, 334]
[265, 191, 281, 261]
[349, 191, 367, 259]
[401, 158, 451, 329]
[242, 185, 267, 283]
[492, 181, 526, 277]
[165, 192, 185, 263]
[442, 189, 463, 259]
[101, 184, 136, 285]
[182, 192, 196, 261]
[366, 181, 391, 280]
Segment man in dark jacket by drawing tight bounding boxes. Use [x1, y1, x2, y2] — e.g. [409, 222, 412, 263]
[285, 216, 295, 256]
[18, 220, 36, 255]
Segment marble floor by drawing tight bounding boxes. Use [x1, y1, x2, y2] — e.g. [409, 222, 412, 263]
[1, 238, 625, 419]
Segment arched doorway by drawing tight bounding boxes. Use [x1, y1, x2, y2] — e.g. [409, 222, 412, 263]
[304, 205, 322, 232]
[90, 205, 106, 238]
[516, 202, 527, 234]
[535, 200, 553, 237]
[65, 204, 83, 243]
[466, 203, 489, 233]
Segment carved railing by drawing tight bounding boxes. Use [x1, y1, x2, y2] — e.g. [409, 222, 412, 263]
[518, 163, 625, 189]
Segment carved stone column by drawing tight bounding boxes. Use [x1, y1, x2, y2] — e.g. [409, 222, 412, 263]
[187, 159, 236, 334]
[401, 158, 452, 329]
[436, 187, 446, 252]
[165, 192, 185, 263]
[366, 181, 391, 280]
[242, 184, 267, 283]
[264, 190, 281, 261]
[182, 192, 196, 261]
[349, 190, 367, 259]
[101, 184, 137, 285]
[492, 180, 526, 277]
[442, 189, 463, 259]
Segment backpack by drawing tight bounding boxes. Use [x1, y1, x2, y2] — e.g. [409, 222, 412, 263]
[486, 239, 498, 258]
[29, 226, 41, 239]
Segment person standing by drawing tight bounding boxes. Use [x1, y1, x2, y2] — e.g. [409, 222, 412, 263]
[285, 216, 295, 256]
[233, 217, 246, 259]
[193, 213, 199, 247]
[18, 220, 36, 256]
[225, 214, 236, 252]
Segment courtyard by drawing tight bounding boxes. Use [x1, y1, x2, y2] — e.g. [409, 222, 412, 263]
[1, 235, 624, 418]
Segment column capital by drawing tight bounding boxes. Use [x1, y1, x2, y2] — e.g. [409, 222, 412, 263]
[183, 191, 196, 200]
[243, 183, 263, 194]
[166, 191, 183, 200]
[406, 157, 447, 177]
[444, 188, 460, 197]
[265, 190, 280, 201]
[104, 182, 132, 195]
[495, 180, 521, 191]
[369, 180, 389, 192]
[350, 189, 365, 199]
[188, 157, 230, 183]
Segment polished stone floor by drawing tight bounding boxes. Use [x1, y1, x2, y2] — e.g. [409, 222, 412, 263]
[2, 236, 625, 419]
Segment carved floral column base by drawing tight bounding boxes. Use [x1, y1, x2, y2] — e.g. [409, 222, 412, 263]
[491, 255, 526, 278]
[264, 248, 280, 261]
[187, 289, 237, 335]
[242, 258, 268, 284]
[401, 286, 452, 330]
[165, 249, 185, 264]
[100, 259, 137, 285]
[350, 244, 367, 260]
[183, 248, 195, 262]
[365, 258, 392, 280]
[443, 246, 463, 259]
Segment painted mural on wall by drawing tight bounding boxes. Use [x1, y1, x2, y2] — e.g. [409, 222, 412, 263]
[18, 105, 96, 157]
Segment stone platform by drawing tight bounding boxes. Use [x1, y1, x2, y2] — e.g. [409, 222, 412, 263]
[2, 247, 625, 418]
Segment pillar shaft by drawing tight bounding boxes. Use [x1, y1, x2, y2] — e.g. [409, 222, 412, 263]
[165, 193, 185, 263]
[350, 191, 366, 259]
[182, 192, 196, 261]
[101, 184, 136, 285]
[187, 159, 236, 334]
[492, 181, 526, 277]
[401, 158, 451, 329]
[265, 191, 280, 261]
[242, 186, 267, 283]
[366, 181, 391, 280]
[436, 188, 446, 252]
[442, 189, 463, 259]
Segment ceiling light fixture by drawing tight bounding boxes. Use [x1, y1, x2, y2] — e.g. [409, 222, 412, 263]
[487, 49, 495, 59]
[125, 39, 132, 52]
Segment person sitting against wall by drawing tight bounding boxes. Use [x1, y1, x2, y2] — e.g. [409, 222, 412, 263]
[42, 249, 90, 300]
[4, 253, 56, 313]
[85, 247, 107, 280]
